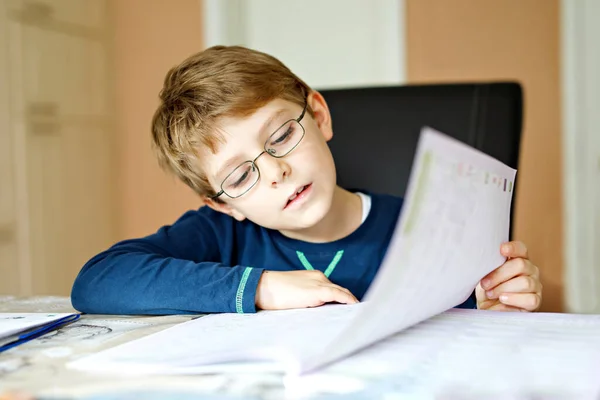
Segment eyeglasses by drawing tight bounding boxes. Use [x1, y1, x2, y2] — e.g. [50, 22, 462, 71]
[210, 101, 308, 200]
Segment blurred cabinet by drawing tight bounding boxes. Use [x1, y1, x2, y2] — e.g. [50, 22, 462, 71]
[1, 0, 116, 295]
[0, 10, 19, 294]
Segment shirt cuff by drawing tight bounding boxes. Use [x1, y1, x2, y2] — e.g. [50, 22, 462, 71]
[235, 266, 264, 314]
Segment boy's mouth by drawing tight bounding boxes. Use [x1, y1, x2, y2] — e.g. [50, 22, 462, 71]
[284, 183, 312, 209]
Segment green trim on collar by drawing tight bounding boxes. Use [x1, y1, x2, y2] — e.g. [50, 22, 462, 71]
[296, 250, 344, 278]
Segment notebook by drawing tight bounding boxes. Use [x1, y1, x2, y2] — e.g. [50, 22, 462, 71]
[0, 312, 80, 352]
[68, 127, 523, 375]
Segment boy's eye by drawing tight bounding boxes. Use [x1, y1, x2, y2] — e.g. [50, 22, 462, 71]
[227, 165, 253, 188]
[234, 172, 249, 187]
[271, 124, 294, 146]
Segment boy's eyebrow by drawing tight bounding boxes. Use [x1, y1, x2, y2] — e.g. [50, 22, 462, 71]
[216, 157, 243, 181]
[215, 108, 288, 180]
[259, 108, 287, 137]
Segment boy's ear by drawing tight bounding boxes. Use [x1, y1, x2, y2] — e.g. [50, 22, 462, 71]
[203, 197, 246, 222]
[307, 91, 333, 142]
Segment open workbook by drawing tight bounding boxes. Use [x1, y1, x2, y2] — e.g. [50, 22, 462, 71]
[69, 127, 518, 375]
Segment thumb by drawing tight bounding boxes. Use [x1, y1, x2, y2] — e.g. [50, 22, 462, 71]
[475, 281, 487, 303]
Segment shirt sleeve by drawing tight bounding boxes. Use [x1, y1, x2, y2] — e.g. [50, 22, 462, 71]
[70, 209, 264, 315]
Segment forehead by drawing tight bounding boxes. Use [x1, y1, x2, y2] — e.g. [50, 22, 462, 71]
[217, 98, 293, 138]
[199, 98, 298, 176]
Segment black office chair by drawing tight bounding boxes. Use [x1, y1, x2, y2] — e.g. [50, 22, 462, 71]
[320, 82, 523, 237]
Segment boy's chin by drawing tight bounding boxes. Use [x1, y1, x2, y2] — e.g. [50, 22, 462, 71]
[281, 213, 326, 231]
[274, 198, 332, 230]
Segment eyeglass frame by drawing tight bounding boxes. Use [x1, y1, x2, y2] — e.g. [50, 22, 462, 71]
[209, 100, 308, 200]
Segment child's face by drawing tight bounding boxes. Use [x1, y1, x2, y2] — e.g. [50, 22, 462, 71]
[202, 92, 337, 231]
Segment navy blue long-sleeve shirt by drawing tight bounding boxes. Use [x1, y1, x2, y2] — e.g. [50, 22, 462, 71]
[71, 192, 476, 315]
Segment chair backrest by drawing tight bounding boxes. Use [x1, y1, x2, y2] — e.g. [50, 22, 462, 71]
[320, 82, 523, 233]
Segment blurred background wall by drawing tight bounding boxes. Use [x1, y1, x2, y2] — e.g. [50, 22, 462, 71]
[1, 0, 598, 313]
[405, 0, 563, 312]
[111, 0, 202, 238]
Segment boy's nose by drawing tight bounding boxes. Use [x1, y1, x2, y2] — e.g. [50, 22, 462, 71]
[258, 156, 291, 187]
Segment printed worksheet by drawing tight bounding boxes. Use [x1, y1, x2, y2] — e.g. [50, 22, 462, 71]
[302, 126, 517, 371]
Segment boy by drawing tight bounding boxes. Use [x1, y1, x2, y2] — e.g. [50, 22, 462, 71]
[71, 46, 542, 315]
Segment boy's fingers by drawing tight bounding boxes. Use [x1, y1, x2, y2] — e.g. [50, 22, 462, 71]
[485, 303, 526, 312]
[320, 286, 358, 304]
[499, 293, 542, 311]
[477, 298, 499, 310]
[484, 275, 541, 299]
[481, 258, 537, 290]
[308, 270, 329, 282]
[501, 241, 528, 259]
[330, 284, 359, 302]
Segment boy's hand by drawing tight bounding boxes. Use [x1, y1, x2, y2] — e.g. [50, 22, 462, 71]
[476, 241, 542, 312]
[255, 270, 359, 310]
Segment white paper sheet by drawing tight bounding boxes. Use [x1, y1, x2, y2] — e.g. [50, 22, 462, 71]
[69, 127, 519, 376]
[68, 303, 365, 374]
[294, 309, 600, 398]
[0, 313, 77, 340]
[300, 127, 517, 372]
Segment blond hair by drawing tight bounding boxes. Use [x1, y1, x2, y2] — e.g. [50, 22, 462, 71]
[151, 45, 312, 198]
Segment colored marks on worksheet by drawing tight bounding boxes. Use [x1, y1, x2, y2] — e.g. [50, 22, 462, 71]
[484, 171, 513, 192]
[456, 165, 513, 193]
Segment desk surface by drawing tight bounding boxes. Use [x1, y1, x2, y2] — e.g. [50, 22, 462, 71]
[0, 296, 297, 399]
[3, 297, 600, 400]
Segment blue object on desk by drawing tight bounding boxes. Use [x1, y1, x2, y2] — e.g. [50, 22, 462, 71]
[0, 313, 81, 353]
